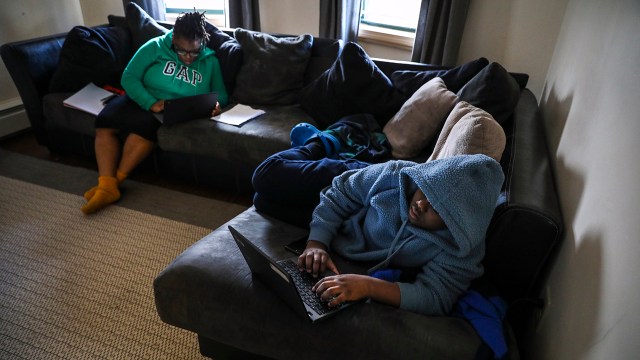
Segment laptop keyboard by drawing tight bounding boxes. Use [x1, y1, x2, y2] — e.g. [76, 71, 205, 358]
[278, 260, 334, 315]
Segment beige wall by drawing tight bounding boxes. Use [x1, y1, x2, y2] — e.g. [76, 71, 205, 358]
[0, 0, 84, 107]
[532, 0, 640, 358]
[459, 0, 568, 99]
[79, 0, 123, 27]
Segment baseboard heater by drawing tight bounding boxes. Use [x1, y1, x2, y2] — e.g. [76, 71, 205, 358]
[0, 99, 30, 139]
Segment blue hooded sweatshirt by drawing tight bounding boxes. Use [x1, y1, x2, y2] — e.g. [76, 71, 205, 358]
[308, 154, 504, 315]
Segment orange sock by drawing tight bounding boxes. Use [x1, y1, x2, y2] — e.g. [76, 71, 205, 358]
[83, 171, 128, 201]
[81, 176, 120, 214]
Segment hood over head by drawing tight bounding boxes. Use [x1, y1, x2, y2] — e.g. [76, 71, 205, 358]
[398, 154, 504, 256]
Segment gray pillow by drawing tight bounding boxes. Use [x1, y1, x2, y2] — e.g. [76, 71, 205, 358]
[383, 77, 458, 159]
[232, 28, 313, 105]
[427, 101, 506, 162]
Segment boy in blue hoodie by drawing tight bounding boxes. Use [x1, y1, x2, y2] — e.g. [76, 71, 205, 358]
[300, 154, 504, 316]
[82, 10, 228, 214]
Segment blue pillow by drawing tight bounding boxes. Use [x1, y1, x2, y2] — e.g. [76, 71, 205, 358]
[204, 22, 243, 95]
[391, 57, 489, 96]
[457, 62, 521, 125]
[125, 2, 168, 51]
[298, 42, 407, 129]
[49, 25, 132, 93]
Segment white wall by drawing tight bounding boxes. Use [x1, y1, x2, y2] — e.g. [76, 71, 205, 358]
[79, 0, 124, 27]
[0, 0, 84, 106]
[459, 0, 568, 99]
[532, 0, 640, 358]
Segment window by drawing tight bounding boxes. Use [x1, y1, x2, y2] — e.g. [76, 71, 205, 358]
[358, 0, 421, 49]
[164, 0, 228, 27]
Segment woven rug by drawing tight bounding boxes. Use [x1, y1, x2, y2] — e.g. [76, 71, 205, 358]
[0, 175, 219, 359]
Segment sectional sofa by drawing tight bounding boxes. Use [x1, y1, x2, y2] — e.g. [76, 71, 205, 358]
[1, 4, 563, 359]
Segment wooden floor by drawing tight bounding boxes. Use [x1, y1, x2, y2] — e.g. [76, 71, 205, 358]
[0, 130, 253, 207]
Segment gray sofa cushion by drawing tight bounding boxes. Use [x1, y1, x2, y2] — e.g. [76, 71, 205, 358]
[156, 104, 318, 168]
[43, 93, 97, 136]
[232, 29, 313, 106]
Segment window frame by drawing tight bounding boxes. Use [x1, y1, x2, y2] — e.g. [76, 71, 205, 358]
[163, 0, 228, 27]
[357, 1, 419, 50]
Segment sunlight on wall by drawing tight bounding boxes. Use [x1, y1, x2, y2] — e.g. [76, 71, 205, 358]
[535, 0, 640, 358]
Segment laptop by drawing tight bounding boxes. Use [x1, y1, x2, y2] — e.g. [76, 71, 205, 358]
[154, 92, 218, 125]
[228, 225, 356, 323]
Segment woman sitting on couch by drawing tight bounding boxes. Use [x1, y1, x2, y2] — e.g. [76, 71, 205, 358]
[82, 10, 228, 214]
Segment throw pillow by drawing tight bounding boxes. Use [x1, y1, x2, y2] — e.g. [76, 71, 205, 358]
[391, 57, 489, 96]
[125, 2, 168, 51]
[232, 28, 313, 105]
[457, 62, 521, 125]
[298, 42, 407, 129]
[204, 22, 243, 94]
[383, 77, 458, 159]
[49, 25, 132, 93]
[427, 101, 506, 162]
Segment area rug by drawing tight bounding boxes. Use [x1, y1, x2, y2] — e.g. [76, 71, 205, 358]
[0, 175, 226, 359]
[0, 149, 248, 229]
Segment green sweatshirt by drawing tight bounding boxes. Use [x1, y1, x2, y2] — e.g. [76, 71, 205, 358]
[121, 30, 228, 110]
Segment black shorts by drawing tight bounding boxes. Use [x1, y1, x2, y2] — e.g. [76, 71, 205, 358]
[95, 95, 160, 142]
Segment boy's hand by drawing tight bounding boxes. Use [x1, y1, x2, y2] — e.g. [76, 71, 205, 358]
[298, 240, 339, 278]
[312, 274, 372, 307]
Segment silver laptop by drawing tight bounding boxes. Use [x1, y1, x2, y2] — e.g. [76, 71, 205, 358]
[228, 225, 356, 322]
[154, 92, 217, 125]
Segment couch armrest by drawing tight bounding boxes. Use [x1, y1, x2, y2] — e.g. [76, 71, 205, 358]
[486, 89, 563, 345]
[1, 33, 66, 144]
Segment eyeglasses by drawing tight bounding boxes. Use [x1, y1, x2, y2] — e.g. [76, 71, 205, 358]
[171, 44, 202, 57]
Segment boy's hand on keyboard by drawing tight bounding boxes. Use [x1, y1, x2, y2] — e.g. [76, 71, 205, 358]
[312, 274, 370, 307]
[298, 240, 339, 278]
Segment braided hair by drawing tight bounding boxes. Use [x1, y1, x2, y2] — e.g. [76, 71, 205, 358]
[173, 10, 210, 43]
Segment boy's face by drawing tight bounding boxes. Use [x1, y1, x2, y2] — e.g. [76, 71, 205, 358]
[408, 189, 446, 230]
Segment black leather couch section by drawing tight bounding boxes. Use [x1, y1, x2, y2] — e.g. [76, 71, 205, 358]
[1, 33, 66, 146]
[153, 89, 563, 359]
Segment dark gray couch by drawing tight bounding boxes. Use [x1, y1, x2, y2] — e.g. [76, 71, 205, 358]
[153, 87, 563, 359]
[2, 13, 563, 360]
[0, 15, 341, 192]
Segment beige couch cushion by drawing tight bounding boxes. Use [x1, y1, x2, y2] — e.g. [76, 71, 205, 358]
[383, 77, 458, 159]
[428, 100, 506, 162]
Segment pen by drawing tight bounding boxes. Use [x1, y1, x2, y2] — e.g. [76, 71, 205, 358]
[100, 94, 117, 105]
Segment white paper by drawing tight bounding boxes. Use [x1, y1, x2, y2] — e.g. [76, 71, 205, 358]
[211, 104, 265, 126]
[63, 83, 116, 116]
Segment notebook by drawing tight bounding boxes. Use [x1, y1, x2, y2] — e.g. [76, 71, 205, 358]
[154, 92, 218, 125]
[228, 225, 355, 323]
